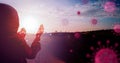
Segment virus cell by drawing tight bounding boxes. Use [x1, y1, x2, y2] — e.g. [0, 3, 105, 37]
[74, 32, 80, 39]
[104, 1, 116, 13]
[95, 48, 118, 63]
[77, 11, 80, 15]
[69, 49, 73, 53]
[49, 33, 52, 36]
[61, 18, 69, 26]
[113, 24, 120, 34]
[92, 34, 96, 38]
[86, 39, 119, 63]
[91, 18, 98, 25]
[86, 53, 91, 58]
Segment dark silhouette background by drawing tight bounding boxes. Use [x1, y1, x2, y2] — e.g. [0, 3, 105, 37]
[0, 3, 43, 63]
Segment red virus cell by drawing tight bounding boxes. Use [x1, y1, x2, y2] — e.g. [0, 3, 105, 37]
[104, 1, 116, 13]
[61, 18, 69, 26]
[86, 39, 119, 63]
[77, 11, 80, 15]
[92, 34, 96, 38]
[114, 43, 119, 47]
[74, 32, 80, 39]
[69, 49, 73, 53]
[81, 0, 89, 4]
[91, 18, 97, 25]
[97, 41, 101, 46]
[95, 48, 118, 63]
[90, 46, 94, 51]
[113, 24, 120, 34]
[86, 53, 91, 58]
[49, 33, 52, 36]
[106, 40, 110, 44]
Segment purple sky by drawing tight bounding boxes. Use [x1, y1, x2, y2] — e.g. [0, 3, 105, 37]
[0, 0, 120, 33]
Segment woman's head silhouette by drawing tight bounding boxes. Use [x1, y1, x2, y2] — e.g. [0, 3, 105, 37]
[0, 3, 19, 35]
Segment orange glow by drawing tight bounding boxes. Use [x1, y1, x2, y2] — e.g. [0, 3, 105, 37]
[19, 15, 41, 34]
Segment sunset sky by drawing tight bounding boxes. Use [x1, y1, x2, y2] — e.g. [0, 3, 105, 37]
[0, 0, 120, 33]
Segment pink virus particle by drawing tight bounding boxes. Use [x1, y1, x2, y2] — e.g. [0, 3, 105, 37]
[81, 0, 89, 4]
[92, 34, 96, 38]
[61, 18, 69, 26]
[110, 46, 113, 49]
[49, 33, 52, 36]
[69, 49, 73, 53]
[90, 46, 94, 51]
[91, 18, 97, 25]
[106, 40, 110, 44]
[77, 11, 80, 15]
[95, 48, 118, 63]
[104, 1, 116, 13]
[86, 53, 91, 58]
[97, 41, 101, 46]
[74, 32, 80, 39]
[114, 43, 119, 47]
[113, 24, 120, 34]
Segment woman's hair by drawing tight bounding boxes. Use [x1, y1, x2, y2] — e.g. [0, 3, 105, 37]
[0, 3, 19, 35]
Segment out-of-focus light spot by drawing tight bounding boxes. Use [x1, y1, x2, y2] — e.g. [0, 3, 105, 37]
[86, 53, 90, 58]
[97, 41, 101, 46]
[74, 32, 80, 39]
[91, 18, 97, 25]
[61, 18, 69, 26]
[69, 49, 73, 53]
[90, 46, 94, 51]
[95, 48, 118, 63]
[113, 24, 120, 34]
[49, 33, 52, 36]
[104, 1, 116, 13]
[106, 40, 110, 44]
[26, 40, 28, 42]
[77, 11, 80, 15]
[114, 43, 119, 47]
[92, 34, 96, 38]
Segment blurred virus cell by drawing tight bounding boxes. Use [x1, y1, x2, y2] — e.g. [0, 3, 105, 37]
[61, 18, 69, 26]
[95, 48, 118, 63]
[77, 11, 81, 15]
[86, 40, 119, 63]
[91, 18, 98, 25]
[113, 24, 120, 34]
[69, 49, 73, 53]
[81, 0, 89, 4]
[104, 1, 116, 13]
[74, 32, 80, 39]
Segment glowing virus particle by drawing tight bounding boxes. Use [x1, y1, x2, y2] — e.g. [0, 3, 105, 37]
[90, 46, 94, 51]
[69, 49, 73, 53]
[85, 39, 119, 63]
[113, 24, 120, 34]
[81, 0, 89, 4]
[92, 34, 96, 38]
[49, 33, 52, 36]
[74, 32, 80, 39]
[91, 18, 98, 25]
[61, 18, 69, 26]
[104, 1, 116, 13]
[95, 48, 118, 63]
[86, 53, 91, 58]
[77, 11, 80, 15]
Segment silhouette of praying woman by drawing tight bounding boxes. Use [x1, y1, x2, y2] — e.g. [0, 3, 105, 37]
[0, 3, 44, 63]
